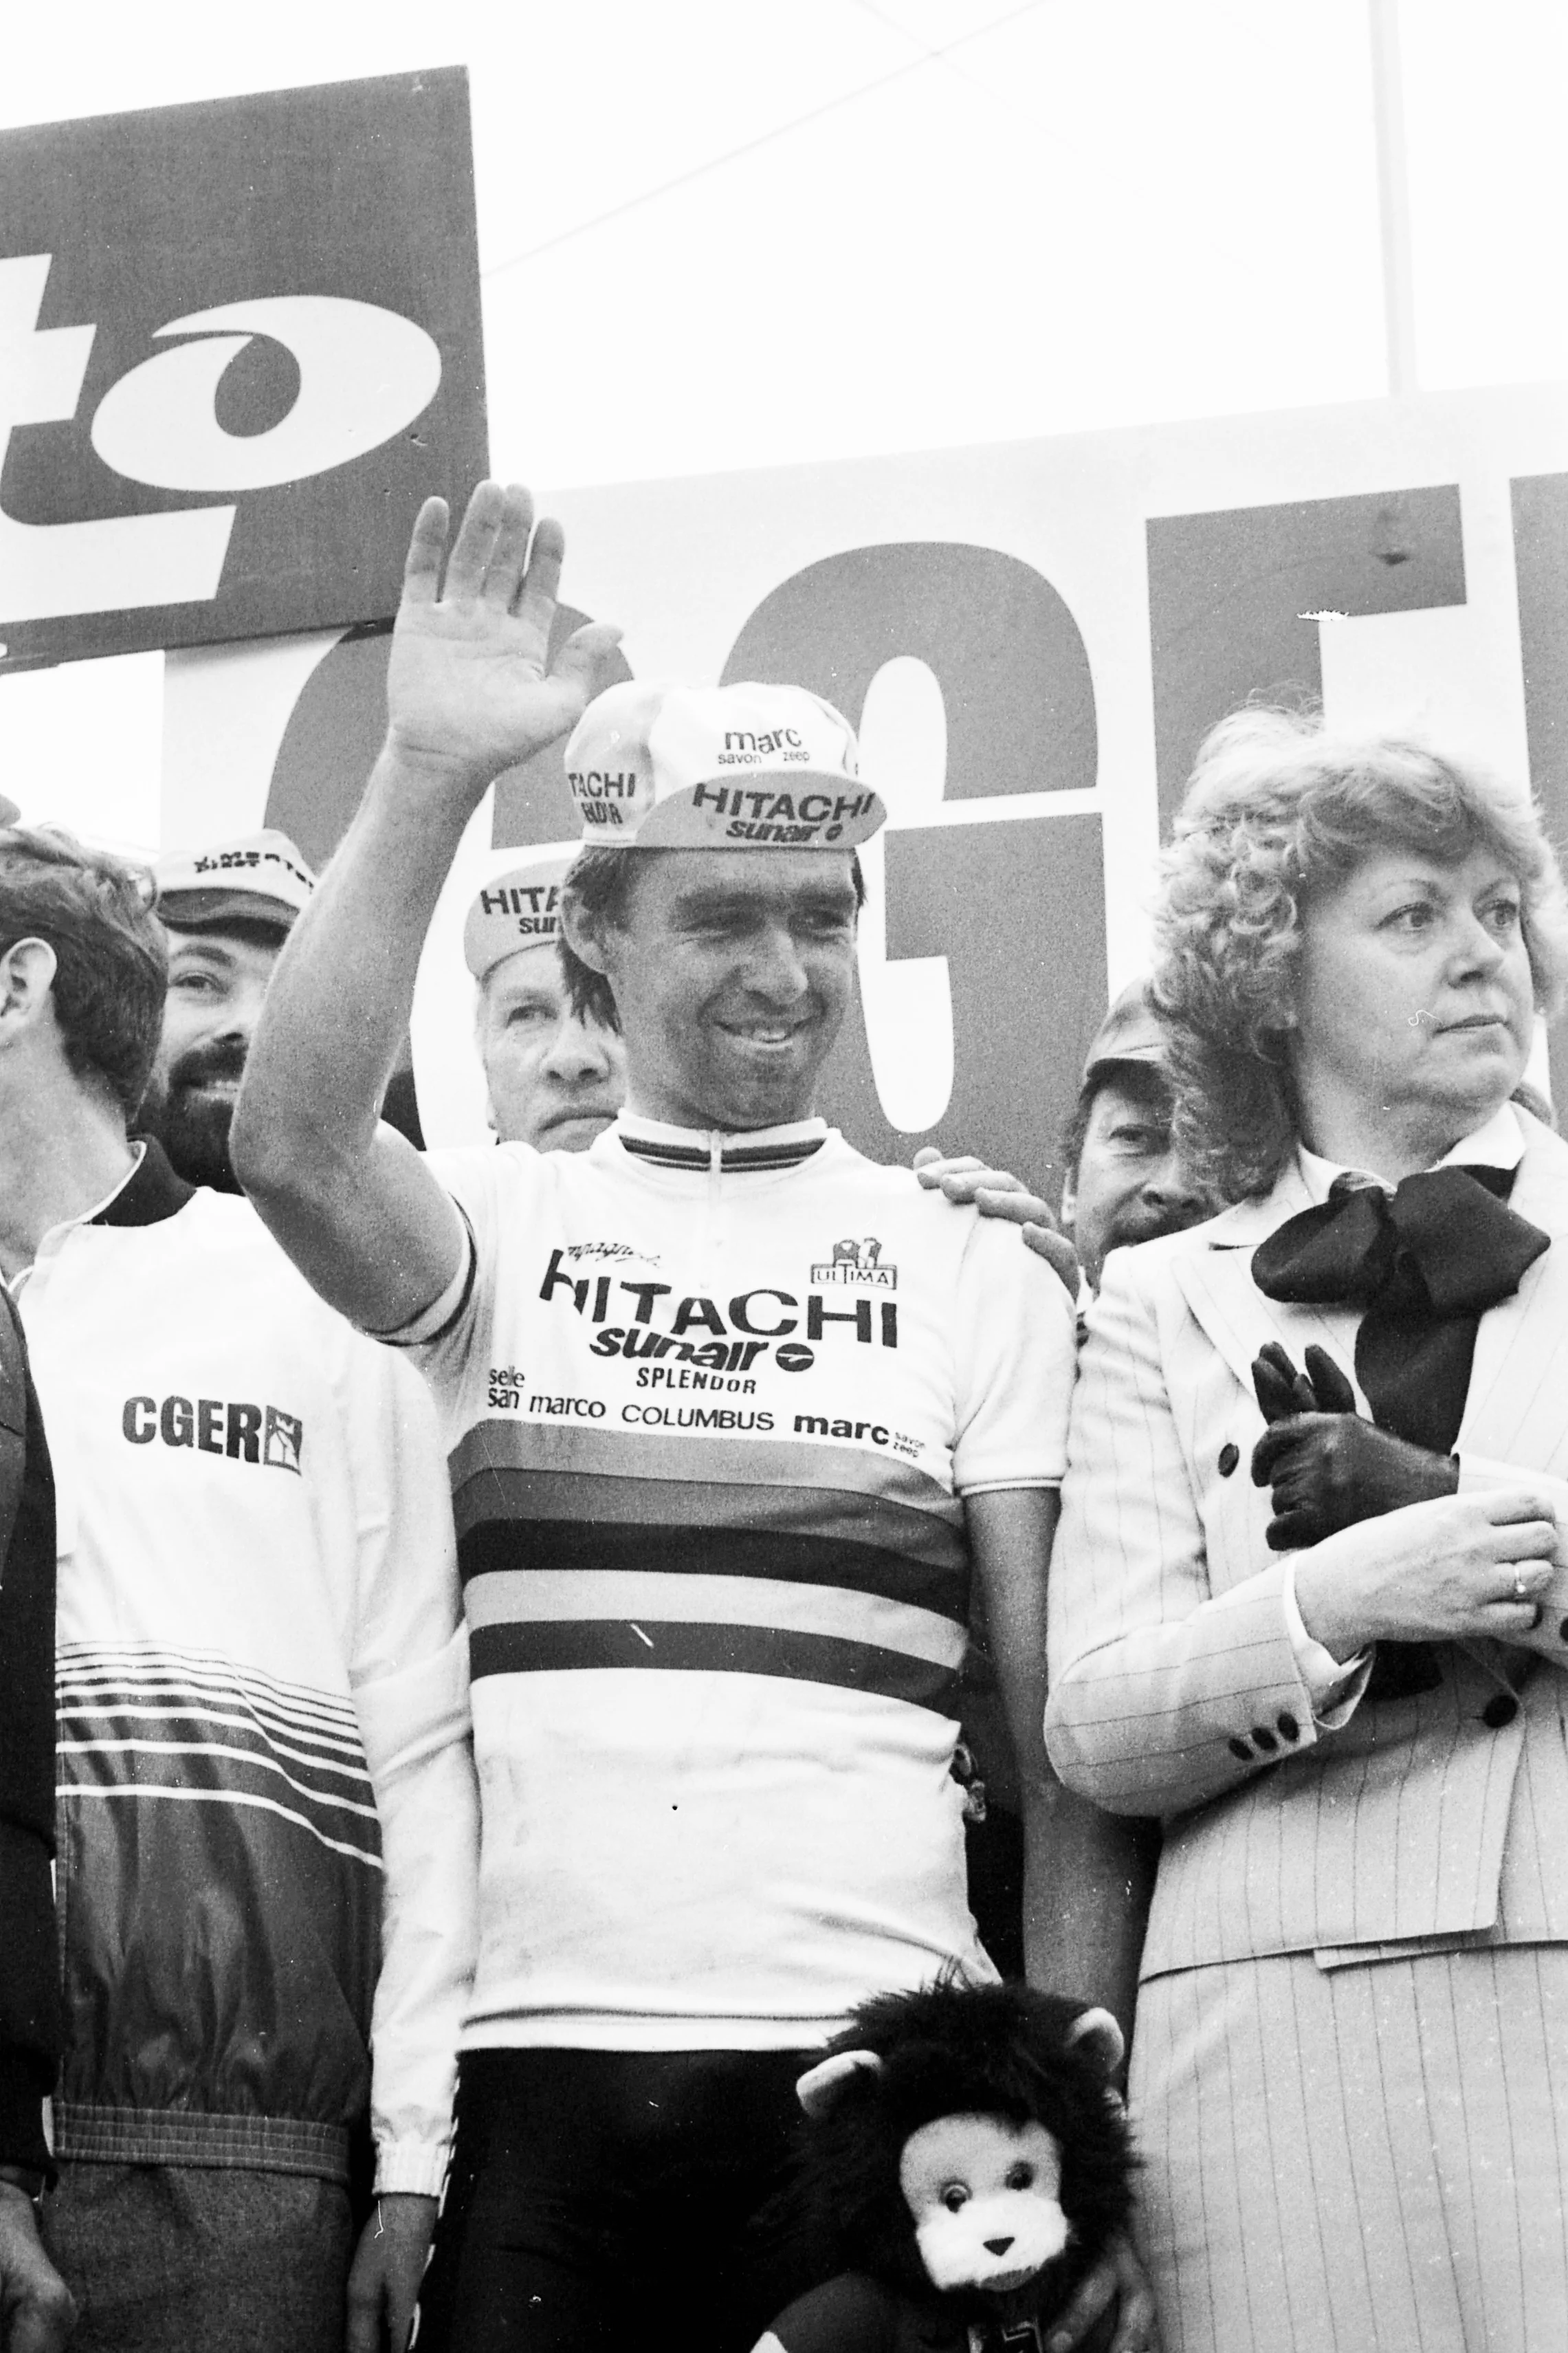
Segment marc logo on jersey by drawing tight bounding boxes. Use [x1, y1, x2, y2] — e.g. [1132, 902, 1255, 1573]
[811, 1236, 897, 1289]
[122, 1393, 304, 1474]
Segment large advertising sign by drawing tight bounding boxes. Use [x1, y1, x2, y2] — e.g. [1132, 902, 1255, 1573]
[0, 69, 485, 669]
[160, 381, 1568, 1185]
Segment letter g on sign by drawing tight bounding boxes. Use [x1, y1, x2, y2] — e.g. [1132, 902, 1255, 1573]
[89, 295, 441, 492]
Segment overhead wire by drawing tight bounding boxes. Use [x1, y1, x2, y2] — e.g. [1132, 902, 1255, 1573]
[479, 0, 1056, 280]
[846, 0, 1262, 274]
[846, 0, 1079, 150]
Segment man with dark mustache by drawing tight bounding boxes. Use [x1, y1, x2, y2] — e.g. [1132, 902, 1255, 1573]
[954, 987, 1211, 2000]
[1, 822, 475, 2353]
[1059, 981, 1213, 1292]
[139, 832, 317, 1190]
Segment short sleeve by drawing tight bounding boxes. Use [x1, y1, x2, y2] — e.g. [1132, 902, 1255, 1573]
[372, 1145, 527, 1403]
[951, 1214, 1078, 1495]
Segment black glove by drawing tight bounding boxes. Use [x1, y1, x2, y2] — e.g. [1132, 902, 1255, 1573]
[1251, 1338, 1356, 1423]
[1249, 1342, 1458, 1551]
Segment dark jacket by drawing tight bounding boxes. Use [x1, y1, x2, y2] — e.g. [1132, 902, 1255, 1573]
[0, 1284, 60, 2178]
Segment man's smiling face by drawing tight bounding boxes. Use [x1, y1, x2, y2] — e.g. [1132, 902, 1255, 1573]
[140, 924, 281, 1188]
[571, 849, 861, 1132]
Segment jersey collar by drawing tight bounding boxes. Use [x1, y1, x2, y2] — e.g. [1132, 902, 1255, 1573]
[93, 1137, 196, 1227]
[606, 1111, 829, 1174]
[11, 1138, 195, 1296]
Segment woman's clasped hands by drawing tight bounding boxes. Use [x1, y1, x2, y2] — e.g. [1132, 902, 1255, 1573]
[1292, 1483, 1562, 1661]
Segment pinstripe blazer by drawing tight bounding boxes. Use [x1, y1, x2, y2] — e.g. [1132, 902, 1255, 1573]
[1045, 1110, 1568, 1977]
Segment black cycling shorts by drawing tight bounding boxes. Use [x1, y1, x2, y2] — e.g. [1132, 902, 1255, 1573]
[412, 2045, 814, 2353]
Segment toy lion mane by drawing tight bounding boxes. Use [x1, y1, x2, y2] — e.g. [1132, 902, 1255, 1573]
[779, 1978, 1135, 2313]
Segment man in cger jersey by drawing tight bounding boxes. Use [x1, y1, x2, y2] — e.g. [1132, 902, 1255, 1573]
[234, 482, 1153, 2353]
[0, 822, 474, 2353]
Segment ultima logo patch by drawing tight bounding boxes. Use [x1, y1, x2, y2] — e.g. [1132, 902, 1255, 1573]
[810, 1236, 897, 1289]
[122, 1394, 303, 1474]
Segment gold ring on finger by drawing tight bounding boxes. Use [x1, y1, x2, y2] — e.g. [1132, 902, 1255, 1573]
[1514, 1571, 1528, 1601]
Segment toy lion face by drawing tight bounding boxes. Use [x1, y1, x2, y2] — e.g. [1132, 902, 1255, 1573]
[899, 2112, 1070, 2295]
[785, 1979, 1135, 2318]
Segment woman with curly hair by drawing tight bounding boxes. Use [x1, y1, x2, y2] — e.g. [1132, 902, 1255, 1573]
[1044, 707, 1568, 2351]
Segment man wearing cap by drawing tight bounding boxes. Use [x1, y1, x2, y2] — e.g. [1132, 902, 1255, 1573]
[234, 485, 1155, 2353]
[139, 830, 318, 1189]
[466, 862, 1057, 1230]
[0, 822, 476, 2352]
[467, 871, 1083, 2002]
[1059, 979, 1212, 1293]
[144, 828, 428, 1179]
[944, 985, 1203, 2002]
[958, 985, 1213, 2032]
[464, 853, 626, 1148]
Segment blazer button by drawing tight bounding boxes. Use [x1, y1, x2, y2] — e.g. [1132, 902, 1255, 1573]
[1481, 1694, 1519, 1729]
[1217, 1443, 1239, 1477]
[1277, 1711, 1301, 1743]
[1227, 1737, 1251, 1761]
[1250, 1726, 1279, 1753]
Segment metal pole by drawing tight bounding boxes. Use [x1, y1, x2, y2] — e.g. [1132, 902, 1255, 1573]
[1369, 0, 1418, 395]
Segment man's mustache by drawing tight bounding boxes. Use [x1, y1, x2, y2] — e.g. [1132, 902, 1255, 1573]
[167, 1036, 250, 1092]
[1105, 1201, 1197, 1252]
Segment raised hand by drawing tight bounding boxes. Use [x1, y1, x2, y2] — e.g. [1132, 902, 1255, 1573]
[385, 481, 623, 796]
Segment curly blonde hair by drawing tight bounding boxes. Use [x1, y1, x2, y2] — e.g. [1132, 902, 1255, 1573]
[1150, 708, 1568, 1201]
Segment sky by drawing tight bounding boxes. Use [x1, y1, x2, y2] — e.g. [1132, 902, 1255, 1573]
[2, 0, 1565, 853]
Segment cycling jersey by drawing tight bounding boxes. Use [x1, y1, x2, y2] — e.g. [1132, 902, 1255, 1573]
[391, 1111, 1076, 2053]
[16, 1144, 475, 2193]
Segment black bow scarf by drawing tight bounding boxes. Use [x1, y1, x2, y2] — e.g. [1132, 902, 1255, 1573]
[1252, 1163, 1549, 1700]
[1252, 1163, 1549, 1453]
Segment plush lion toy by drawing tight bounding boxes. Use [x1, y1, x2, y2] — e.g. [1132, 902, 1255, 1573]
[753, 1979, 1134, 2353]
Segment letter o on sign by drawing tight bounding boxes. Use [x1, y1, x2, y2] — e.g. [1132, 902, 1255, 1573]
[90, 296, 441, 493]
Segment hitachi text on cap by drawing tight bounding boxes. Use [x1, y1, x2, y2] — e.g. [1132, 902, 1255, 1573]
[464, 853, 573, 983]
[563, 681, 885, 851]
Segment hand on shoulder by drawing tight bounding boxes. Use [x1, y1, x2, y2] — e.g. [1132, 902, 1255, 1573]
[912, 1148, 1080, 1298]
